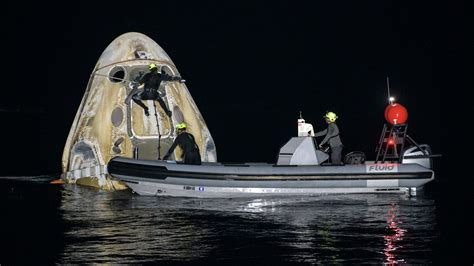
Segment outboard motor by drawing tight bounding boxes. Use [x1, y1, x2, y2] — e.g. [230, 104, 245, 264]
[402, 145, 433, 169]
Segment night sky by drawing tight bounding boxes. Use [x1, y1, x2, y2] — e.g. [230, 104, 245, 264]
[0, 1, 467, 176]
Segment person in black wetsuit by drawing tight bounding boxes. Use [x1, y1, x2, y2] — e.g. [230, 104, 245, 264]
[163, 123, 201, 165]
[315, 111, 344, 165]
[130, 63, 184, 117]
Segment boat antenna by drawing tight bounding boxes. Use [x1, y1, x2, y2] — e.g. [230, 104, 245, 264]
[299, 111, 303, 119]
[387, 76, 394, 104]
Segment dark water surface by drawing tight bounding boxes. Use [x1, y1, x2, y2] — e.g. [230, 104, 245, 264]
[0, 176, 470, 264]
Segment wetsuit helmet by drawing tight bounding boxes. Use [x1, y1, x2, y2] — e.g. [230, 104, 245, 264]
[324, 112, 338, 122]
[148, 63, 158, 71]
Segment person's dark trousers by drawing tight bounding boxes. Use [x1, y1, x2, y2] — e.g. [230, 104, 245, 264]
[132, 94, 172, 116]
[156, 97, 172, 116]
[331, 146, 343, 165]
[184, 151, 202, 165]
[132, 94, 149, 110]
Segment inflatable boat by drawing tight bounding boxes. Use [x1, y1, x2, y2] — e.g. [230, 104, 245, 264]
[107, 134, 436, 198]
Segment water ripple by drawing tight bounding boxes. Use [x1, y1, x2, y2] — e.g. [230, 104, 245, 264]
[53, 185, 440, 264]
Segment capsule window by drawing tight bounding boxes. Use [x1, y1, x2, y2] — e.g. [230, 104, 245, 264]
[161, 65, 173, 75]
[111, 107, 124, 127]
[109, 66, 126, 83]
[172, 106, 184, 123]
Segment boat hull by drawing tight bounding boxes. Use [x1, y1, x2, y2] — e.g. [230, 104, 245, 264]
[108, 157, 434, 198]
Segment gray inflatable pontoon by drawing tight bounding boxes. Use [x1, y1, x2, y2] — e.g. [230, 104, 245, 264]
[107, 137, 435, 198]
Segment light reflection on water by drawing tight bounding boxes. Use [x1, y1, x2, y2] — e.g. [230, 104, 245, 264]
[58, 185, 438, 264]
[384, 203, 406, 264]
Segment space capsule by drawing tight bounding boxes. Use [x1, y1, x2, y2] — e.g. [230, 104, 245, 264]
[61, 32, 217, 189]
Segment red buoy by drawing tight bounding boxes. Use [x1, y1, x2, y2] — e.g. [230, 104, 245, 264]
[384, 103, 408, 125]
